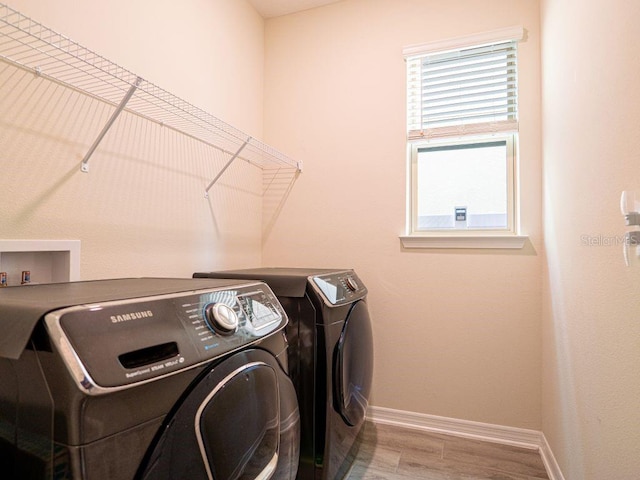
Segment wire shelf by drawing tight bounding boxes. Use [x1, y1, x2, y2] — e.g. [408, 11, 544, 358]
[0, 2, 301, 180]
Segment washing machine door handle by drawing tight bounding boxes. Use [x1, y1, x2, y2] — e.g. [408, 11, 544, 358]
[334, 300, 374, 427]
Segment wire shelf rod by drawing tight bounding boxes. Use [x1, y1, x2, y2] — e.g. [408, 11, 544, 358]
[81, 76, 142, 172]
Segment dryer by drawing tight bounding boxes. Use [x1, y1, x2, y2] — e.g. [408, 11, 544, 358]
[193, 268, 374, 480]
[0, 277, 300, 480]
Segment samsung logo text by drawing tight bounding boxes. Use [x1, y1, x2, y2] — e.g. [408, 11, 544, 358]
[110, 310, 154, 323]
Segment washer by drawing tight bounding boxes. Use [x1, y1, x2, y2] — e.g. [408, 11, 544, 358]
[0, 277, 300, 480]
[193, 268, 374, 480]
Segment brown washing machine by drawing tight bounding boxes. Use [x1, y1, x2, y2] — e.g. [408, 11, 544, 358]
[194, 268, 374, 480]
[0, 277, 300, 480]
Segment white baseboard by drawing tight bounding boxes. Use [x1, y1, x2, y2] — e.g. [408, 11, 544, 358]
[366, 406, 565, 480]
[539, 433, 566, 480]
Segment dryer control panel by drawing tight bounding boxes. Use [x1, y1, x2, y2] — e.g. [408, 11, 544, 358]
[311, 270, 367, 306]
[44, 282, 286, 394]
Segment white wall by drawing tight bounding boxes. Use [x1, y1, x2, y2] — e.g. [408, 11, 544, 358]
[6, 3, 638, 476]
[262, 0, 543, 429]
[0, 0, 266, 280]
[540, 0, 640, 477]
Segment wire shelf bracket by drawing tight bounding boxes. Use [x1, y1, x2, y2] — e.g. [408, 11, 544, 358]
[0, 3, 302, 182]
[81, 76, 142, 173]
[204, 137, 250, 199]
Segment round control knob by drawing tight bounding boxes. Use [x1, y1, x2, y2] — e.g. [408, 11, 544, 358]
[204, 303, 238, 335]
[344, 277, 358, 292]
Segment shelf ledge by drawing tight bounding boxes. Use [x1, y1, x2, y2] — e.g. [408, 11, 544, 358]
[399, 234, 528, 249]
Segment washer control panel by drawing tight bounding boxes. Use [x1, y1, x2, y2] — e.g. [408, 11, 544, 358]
[203, 302, 238, 335]
[44, 282, 286, 393]
[311, 270, 367, 306]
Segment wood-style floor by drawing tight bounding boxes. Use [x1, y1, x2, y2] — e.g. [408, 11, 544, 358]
[346, 421, 550, 480]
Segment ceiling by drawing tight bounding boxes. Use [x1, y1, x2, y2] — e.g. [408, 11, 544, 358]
[247, 0, 342, 18]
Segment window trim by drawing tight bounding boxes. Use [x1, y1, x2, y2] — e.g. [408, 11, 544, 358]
[399, 234, 528, 249]
[402, 26, 524, 58]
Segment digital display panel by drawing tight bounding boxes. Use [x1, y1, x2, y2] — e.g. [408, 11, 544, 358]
[237, 292, 281, 330]
[313, 277, 343, 304]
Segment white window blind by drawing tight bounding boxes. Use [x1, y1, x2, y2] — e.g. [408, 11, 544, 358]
[407, 40, 518, 140]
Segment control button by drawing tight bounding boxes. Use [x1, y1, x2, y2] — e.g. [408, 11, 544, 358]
[344, 277, 358, 292]
[204, 303, 238, 335]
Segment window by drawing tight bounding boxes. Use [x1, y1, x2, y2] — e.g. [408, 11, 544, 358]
[412, 136, 515, 232]
[404, 28, 524, 244]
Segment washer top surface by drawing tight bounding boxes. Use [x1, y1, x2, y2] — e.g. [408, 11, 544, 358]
[0, 277, 251, 360]
[194, 267, 368, 306]
[195, 268, 343, 297]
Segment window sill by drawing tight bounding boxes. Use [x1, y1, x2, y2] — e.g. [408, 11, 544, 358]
[399, 234, 528, 249]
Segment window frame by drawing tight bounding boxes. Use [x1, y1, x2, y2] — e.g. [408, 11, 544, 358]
[409, 133, 518, 237]
[401, 26, 527, 249]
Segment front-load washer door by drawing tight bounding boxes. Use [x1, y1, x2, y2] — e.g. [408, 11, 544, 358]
[138, 349, 297, 480]
[334, 300, 374, 427]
